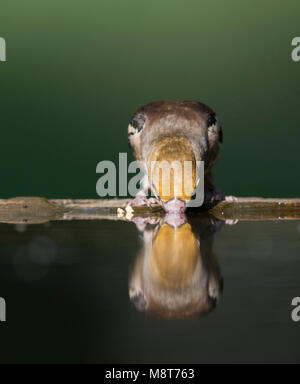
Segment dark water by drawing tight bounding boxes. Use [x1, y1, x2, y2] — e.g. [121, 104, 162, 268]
[0, 217, 300, 363]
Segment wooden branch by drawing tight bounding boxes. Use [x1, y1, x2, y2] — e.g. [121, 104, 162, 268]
[210, 197, 300, 221]
[0, 197, 300, 224]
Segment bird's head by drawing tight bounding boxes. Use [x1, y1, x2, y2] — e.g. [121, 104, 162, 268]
[128, 101, 222, 213]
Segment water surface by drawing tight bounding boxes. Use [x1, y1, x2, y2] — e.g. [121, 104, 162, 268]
[0, 218, 299, 363]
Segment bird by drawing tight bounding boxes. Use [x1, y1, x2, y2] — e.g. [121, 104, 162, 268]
[128, 100, 225, 213]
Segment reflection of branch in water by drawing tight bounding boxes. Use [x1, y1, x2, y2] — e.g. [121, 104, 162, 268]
[129, 215, 224, 319]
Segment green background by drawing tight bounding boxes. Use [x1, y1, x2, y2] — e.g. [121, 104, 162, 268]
[0, 0, 299, 199]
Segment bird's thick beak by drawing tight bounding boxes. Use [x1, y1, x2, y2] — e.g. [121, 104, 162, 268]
[147, 137, 197, 206]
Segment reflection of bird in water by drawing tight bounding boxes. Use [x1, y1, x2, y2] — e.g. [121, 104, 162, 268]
[129, 215, 223, 318]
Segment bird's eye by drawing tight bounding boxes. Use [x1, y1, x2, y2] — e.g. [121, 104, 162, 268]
[207, 113, 223, 143]
[128, 111, 146, 136]
[207, 113, 218, 133]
